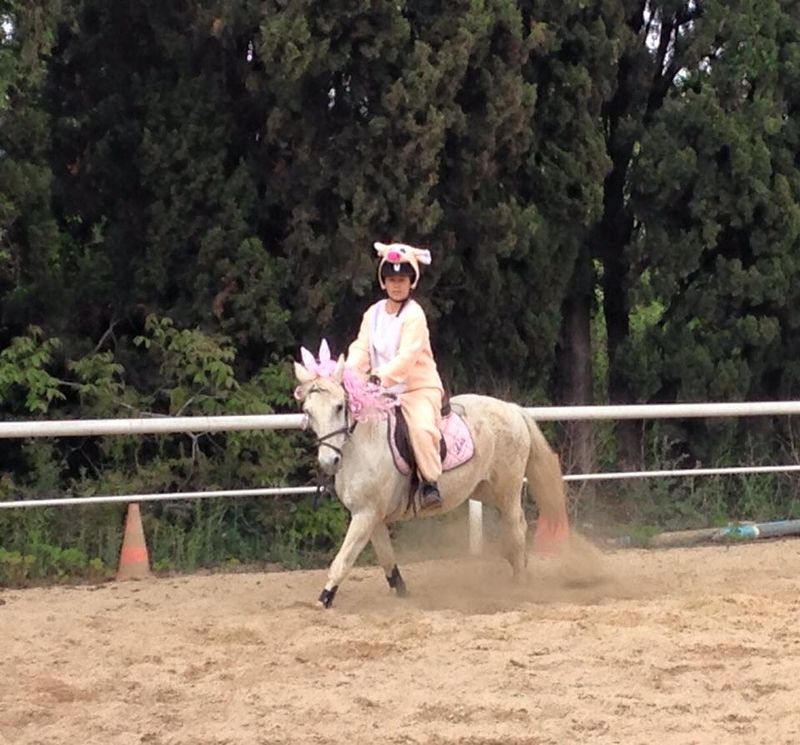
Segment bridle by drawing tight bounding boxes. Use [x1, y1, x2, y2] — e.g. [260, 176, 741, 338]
[305, 385, 357, 458]
[303, 378, 394, 506]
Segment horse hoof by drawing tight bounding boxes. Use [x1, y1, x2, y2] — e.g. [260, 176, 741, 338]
[319, 586, 338, 608]
[387, 566, 408, 597]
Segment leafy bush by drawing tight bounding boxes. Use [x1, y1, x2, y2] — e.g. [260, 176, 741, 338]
[0, 317, 335, 586]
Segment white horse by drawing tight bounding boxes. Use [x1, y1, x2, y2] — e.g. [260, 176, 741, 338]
[294, 354, 570, 608]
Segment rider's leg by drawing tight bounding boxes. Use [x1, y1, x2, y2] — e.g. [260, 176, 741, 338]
[401, 389, 443, 508]
[370, 522, 407, 596]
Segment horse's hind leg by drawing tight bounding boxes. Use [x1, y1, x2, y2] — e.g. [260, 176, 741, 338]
[371, 522, 407, 597]
[496, 481, 528, 580]
[474, 479, 527, 579]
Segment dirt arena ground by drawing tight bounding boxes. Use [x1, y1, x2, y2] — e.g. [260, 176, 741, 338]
[3, 534, 800, 745]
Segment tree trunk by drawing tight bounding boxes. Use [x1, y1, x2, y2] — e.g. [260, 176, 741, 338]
[556, 247, 596, 511]
[602, 247, 641, 469]
[594, 22, 646, 471]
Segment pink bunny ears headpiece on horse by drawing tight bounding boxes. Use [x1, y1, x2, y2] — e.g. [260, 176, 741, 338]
[299, 339, 338, 379]
[293, 339, 343, 401]
[375, 241, 432, 289]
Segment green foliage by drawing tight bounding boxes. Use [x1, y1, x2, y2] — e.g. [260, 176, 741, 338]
[6, 1, 800, 582]
[0, 314, 324, 585]
[68, 350, 125, 411]
[0, 326, 64, 412]
[625, 2, 800, 410]
[134, 314, 238, 414]
[0, 549, 35, 584]
[0, 545, 109, 586]
[269, 498, 348, 565]
[604, 471, 795, 535]
[0, 1, 65, 345]
[0, 5, 14, 107]
[586, 424, 800, 534]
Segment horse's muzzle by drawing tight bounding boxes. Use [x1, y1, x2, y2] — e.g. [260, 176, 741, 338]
[318, 453, 341, 476]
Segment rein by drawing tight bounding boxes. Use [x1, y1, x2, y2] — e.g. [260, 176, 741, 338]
[315, 421, 357, 456]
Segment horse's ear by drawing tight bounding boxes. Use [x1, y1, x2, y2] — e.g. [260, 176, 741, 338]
[332, 354, 345, 384]
[294, 361, 316, 385]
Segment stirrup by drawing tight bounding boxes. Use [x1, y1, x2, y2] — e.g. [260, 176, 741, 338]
[419, 481, 442, 509]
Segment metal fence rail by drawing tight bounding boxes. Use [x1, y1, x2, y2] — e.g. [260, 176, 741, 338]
[525, 400, 800, 421]
[0, 487, 318, 510]
[4, 464, 800, 510]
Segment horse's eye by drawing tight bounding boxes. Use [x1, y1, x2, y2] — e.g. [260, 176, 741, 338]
[336, 403, 344, 414]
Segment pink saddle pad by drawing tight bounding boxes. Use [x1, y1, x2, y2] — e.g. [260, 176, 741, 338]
[388, 410, 475, 476]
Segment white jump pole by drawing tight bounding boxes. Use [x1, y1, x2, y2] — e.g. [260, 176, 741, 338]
[5, 399, 799, 439]
[0, 413, 308, 439]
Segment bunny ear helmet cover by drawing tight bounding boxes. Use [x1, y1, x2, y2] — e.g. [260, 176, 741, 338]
[374, 242, 432, 289]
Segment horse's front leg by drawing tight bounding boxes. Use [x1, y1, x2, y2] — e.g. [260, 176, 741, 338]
[319, 510, 378, 608]
[371, 522, 407, 597]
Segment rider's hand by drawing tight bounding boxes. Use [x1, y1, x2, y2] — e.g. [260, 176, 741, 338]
[368, 374, 381, 387]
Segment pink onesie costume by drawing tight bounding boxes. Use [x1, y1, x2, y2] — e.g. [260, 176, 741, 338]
[346, 299, 444, 483]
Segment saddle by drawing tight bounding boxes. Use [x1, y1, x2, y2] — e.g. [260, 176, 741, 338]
[387, 396, 475, 478]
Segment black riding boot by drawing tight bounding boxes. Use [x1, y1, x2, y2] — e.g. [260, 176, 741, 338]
[420, 480, 442, 509]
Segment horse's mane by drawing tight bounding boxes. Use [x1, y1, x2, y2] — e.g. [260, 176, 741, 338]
[342, 368, 396, 422]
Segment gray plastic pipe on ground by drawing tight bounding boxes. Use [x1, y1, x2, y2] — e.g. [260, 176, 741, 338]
[711, 519, 800, 541]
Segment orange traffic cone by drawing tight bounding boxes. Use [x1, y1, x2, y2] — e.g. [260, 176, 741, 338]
[116, 502, 151, 581]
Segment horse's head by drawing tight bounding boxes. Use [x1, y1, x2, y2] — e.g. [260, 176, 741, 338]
[294, 354, 349, 475]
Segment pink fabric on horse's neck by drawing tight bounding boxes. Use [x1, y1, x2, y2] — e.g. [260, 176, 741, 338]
[342, 368, 396, 422]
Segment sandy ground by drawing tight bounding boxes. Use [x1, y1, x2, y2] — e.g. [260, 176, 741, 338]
[3, 534, 800, 745]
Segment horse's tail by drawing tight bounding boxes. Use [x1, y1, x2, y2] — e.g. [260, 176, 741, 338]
[520, 409, 570, 555]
